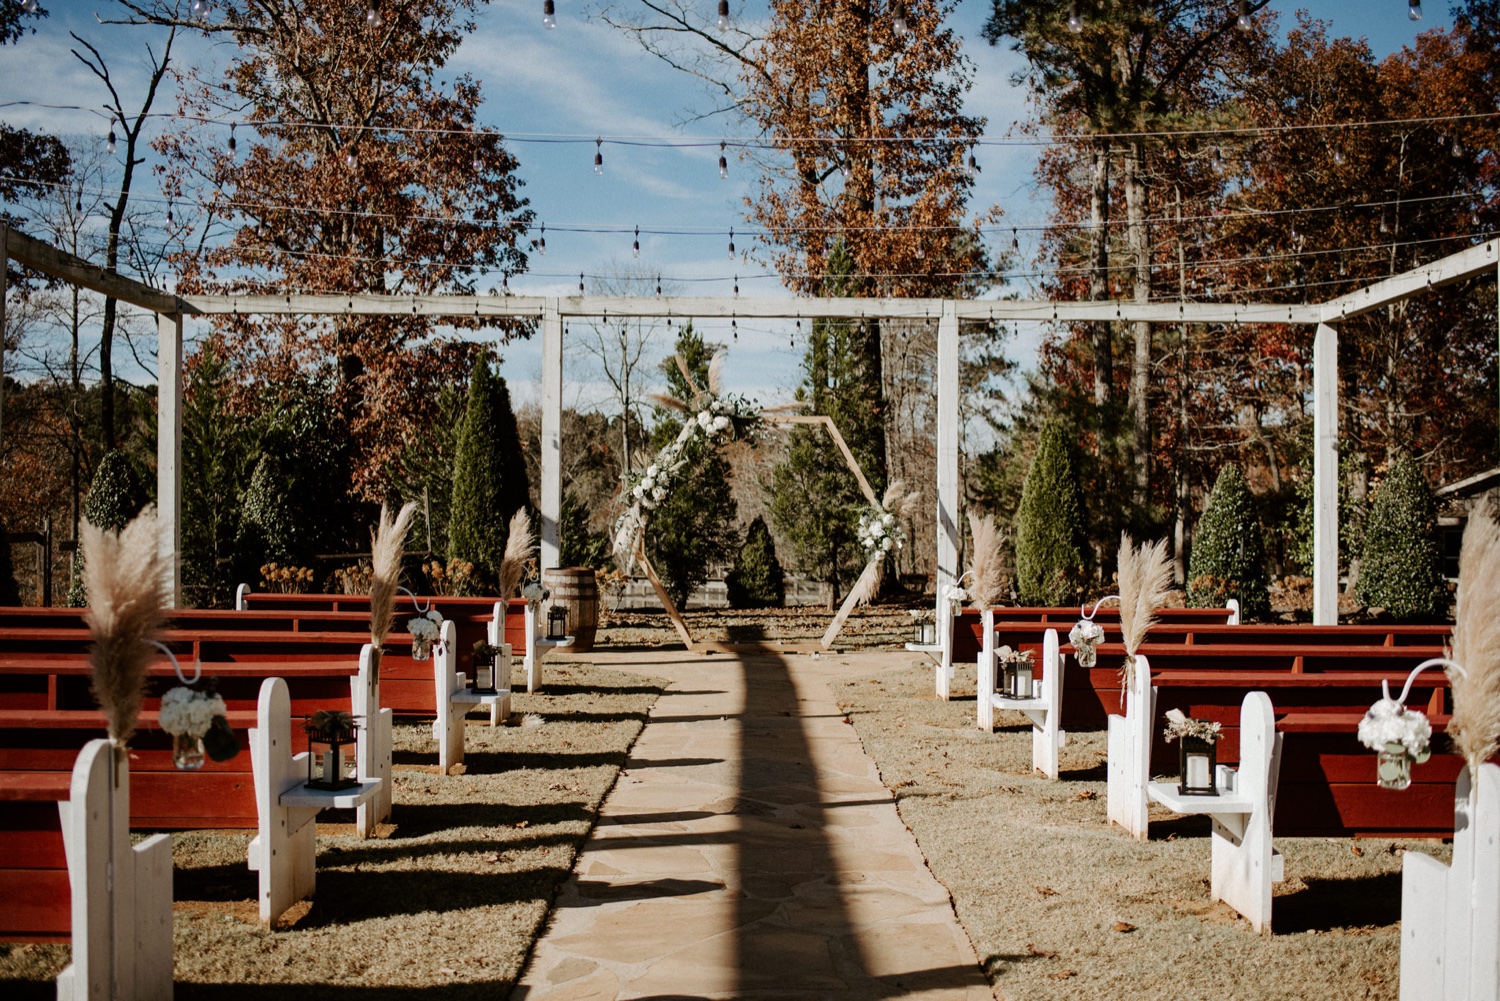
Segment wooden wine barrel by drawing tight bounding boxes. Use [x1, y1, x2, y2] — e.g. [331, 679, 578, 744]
[542, 567, 599, 652]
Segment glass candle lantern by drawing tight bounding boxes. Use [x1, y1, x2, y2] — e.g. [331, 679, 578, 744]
[914, 618, 937, 647]
[305, 713, 358, 791]
[1001, 656, 1035, 699]
[1178, 736, 1218, 796]
[548, 604, 569, 641]
[470, 644, 498, 694]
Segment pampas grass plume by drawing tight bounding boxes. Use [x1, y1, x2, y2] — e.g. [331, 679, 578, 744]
[370, 502, 418, 647]
[83, 507, 166, 744]
[1118, 532, 1173, 656]
[1450, 493, 1500, 769]
[968, 512, 1006, 609]
[498, 509, 535, 598]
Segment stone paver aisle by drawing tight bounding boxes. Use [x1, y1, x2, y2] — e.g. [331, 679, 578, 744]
[514, 648, 991, 1000]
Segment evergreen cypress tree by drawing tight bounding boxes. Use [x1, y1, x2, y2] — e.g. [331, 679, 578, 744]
[449, 359, 526, 584]
[1013, 418, 1089, 606]
[69, 450, 148, 606]
[643, 325, 738, 608]
[726, 516, 786, 609]
[1187, 464, 1270, 620]
[181, 339, 246, 607]
[235, 452, 303, 577]
[1355, 454, 1444, 620]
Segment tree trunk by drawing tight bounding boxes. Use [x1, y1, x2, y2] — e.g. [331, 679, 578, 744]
[1125, 142, 1151, 516]
[1089, 141, 1113, 415]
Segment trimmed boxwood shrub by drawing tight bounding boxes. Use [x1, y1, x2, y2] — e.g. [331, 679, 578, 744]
[1013, 418, 1089, 606]
[1355, 454, 1444, 621]
[69, 450, 149, 606]
[1187, 464, 1270, 620]
[726, 516, 786, 609]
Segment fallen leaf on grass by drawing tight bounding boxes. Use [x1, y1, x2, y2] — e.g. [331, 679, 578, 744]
[1352, 845, 1364, 857]
[439, 967, 458, 976]
[1049, 970, 1075, 980]
[512, 820, 530, 829]
[1026, 944, 1055, 958]
[1035, 886, 1059, 897]
[1113, 921, 1136, 933]
[483, 853, 500, 863]
[1071, 790, 1097, 801]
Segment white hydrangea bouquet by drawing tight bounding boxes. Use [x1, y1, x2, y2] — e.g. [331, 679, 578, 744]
[522, 580, 547, 606]
[407, 608, 443, 660]
[159, 686, 229, 771]
[1359, 696, 1432, 790]
[857, 505, 905, 560]
[1068, 618, 1105, 668]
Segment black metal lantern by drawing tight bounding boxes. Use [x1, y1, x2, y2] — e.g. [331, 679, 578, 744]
[913, 617, 937, 647]
[1178, 736, 1218, 796]
[304, 711, 357, 791]
[548, 604, 569, 641]
[470, 642, 499, 695]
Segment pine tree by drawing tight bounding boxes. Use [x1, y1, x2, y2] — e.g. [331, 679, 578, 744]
[1187, 465, 1270, 620]
[1355, 455, 1444, 621]
[1013, 419, 1089, 606]
[449, 359, 526, 585]
[69, 449, 149, 606]
[643, 326, 739, 609]
[726, 517, 787, 609]
[235, 452, 302, 573]
[559, 492, 612, 570]
[181, 339, 247, 608]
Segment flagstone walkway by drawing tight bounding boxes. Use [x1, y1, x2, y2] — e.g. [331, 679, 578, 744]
[513, 648, 991, 1000]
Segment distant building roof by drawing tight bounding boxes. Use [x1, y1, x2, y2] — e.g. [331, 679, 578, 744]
[1435, 467, 1500, 500]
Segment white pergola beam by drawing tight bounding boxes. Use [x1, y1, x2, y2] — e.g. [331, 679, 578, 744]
[1312, 322, 1339, 625]
[1320, 240, 1498, 322]
[935, 303, 960, 698]
[4, 225, 180, 315]
[176, 292, 1324, 326]
[158, 312, 184, 607]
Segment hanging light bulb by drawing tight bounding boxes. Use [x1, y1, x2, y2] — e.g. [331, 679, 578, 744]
[106, 129, 117, 155]
[733, 274, 739, 296]
[578, 273, 585, 294]
[228, 123, 237, 156]
[74, 193, 82, 212]
[1331, 147, 1344, 166]
[716, 0, 730, 30]
[1452, 138, 1464, 157]
[728, 227, 735, 259]
[366, 5, 382, 28]
[538, 224, 547, 255]
[840, 162, 851, 179]
[543, 0, 556, 29]
[731, 318, 738, 340]
[1067, 1, 1083, 33]
[594, 138, 603, 175]
[1408, 0, 1422, 20]
[891, 0, 909, 36]
[21, 0, 38, 14]
[1012, 228, 1019, 250]
[655, 275, 662, 297]
[345, 150, 357, 168]
[166, 200, 173, 225]
[719, 141, 729, 180]
[632, 225, 641, 258]
[191, 0, 207, 15]
[472, 154, 483, 171]
[967, 151, 979, 175]
[1236, 0, 1252, 31]
[503, 273, 510, 294]
[1379, 210, 1391, 234]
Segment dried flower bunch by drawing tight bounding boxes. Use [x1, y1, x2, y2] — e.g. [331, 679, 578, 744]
[498, 509, 535, 598]
[333, 562, 374, 595]
[1358, 698, 1433, 759]
[997, 645, 1034, 666]
[304, 709, 356, 739]
[261, 563, 314, 594]
[422, 558, 477, 597]
[1163, 709, 1222, 745]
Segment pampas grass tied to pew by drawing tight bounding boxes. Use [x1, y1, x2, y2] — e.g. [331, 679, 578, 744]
[370, 502, 418, 649]
[1450, 492, 1500, 775]
[967, 513, 1006, 610]
[1116, 532, 1173, 696]
[82, 507, 166, 747]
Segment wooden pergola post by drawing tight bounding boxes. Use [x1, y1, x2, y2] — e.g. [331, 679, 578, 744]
[935, 302, 960, 697]
[1312, 322, 1339, 625]
[540, 299, 564, 572]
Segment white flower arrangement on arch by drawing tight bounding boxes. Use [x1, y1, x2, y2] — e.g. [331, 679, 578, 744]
[857, 505, 905, 561]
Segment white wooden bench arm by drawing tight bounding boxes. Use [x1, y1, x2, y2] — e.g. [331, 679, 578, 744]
[54, 738, 173, 1001]
[353, 643, 393, 837]
[520, 602, 573, 692]
[249, 677, 382, 927]
[1107, 652, 1157, 840]
[1401, 761, 1500, 1000]
[973, 613, 1066, 779]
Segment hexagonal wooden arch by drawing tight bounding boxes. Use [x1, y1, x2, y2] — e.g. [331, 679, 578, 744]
[631, 414, 881, 652]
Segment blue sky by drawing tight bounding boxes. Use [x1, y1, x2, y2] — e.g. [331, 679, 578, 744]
[0, 1, 1454, 410]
